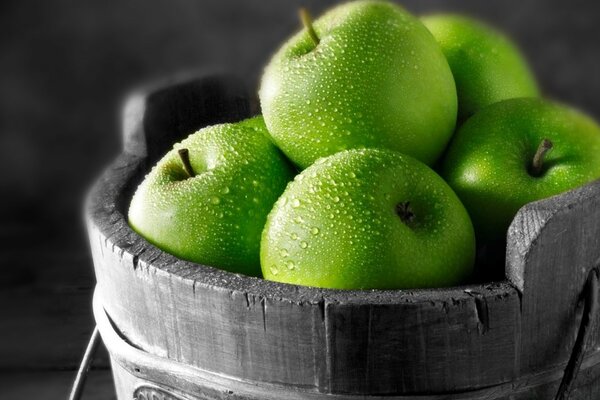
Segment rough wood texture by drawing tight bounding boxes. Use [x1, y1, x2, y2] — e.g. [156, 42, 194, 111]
[507, 182, 600, 376]
[96, 289, 600, 400]
[86, 73, 600, 397]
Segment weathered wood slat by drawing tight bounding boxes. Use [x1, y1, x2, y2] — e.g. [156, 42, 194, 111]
[95, 288, 600, 400]
[507, 181, 600, 376]
[323, 284, 520, 394]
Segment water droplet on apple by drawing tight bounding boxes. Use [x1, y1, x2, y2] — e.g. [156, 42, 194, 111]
[210, 196, 221, 205]
[221, 186, 230, 195]
[300, 241, 308, 249]
[311, 227, 320, 235]
[290, 232, 298, 240]
[286, 261, 295, 270]
[270, 266, 279, 275]
[333, 196, 340, 203]
[280, 249, 289, 258]
[292, 198, 301, 207]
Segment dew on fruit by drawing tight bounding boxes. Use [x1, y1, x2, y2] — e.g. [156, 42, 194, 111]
[300, 241, 308, 249]
[269, 266, 279, 276]
[292, 198, 301, 207]
[286, 261, 296, 270]
[221, 186, 230, 195]
[311, 227, 320, 235]
[290, 232, 298, 240]
[210, 196, 221, 205]
[280, 249, 289, 258]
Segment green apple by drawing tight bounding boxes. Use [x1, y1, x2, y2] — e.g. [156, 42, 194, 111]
[128, 116, 295, 277]
[422, 14, 539, 120]
[259, 0, 457, 169]
[261, 148, 475, 289]
[442, 97, 600, 242]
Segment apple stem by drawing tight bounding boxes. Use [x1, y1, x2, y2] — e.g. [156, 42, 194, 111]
[299, 8, 320, 46]
[396, 201, 415, 225]
[531, 138, 554, 176]
[178, 148, 195, 178]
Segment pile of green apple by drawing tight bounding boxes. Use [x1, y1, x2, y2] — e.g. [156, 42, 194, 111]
[129, 1, 600, 290]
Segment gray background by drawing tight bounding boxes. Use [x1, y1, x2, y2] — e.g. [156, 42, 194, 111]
[0, 0, 599, 396]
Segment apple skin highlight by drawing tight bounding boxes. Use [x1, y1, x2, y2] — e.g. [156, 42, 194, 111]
[443, 97, 600, 243]
[259, 0, 457, 169]
[128, 116, 295, 277]
[422, 14, 539, 120]
[261, 148, 475, 290]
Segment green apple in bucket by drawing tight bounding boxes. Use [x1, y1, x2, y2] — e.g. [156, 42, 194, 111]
[261, 148, 475, 289]
[422, 14, 539, 120]
[259, 0, 457, 168]
[442, 97, 600, 243]
[128, 116, 295, 277]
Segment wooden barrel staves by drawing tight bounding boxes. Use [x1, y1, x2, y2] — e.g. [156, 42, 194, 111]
[85, 73, 600, 399]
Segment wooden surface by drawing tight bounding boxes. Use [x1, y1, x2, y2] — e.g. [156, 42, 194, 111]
[86, 74, 600, 397]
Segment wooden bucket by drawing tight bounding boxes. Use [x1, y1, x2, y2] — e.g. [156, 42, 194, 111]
[86, 73, 600, 399]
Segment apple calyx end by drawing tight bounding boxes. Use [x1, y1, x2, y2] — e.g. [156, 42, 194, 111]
[530, 138, 554, 177]
[299, 8, 320, 47]
[396, 201, 415, 225]
[178, 148, 196, 178]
